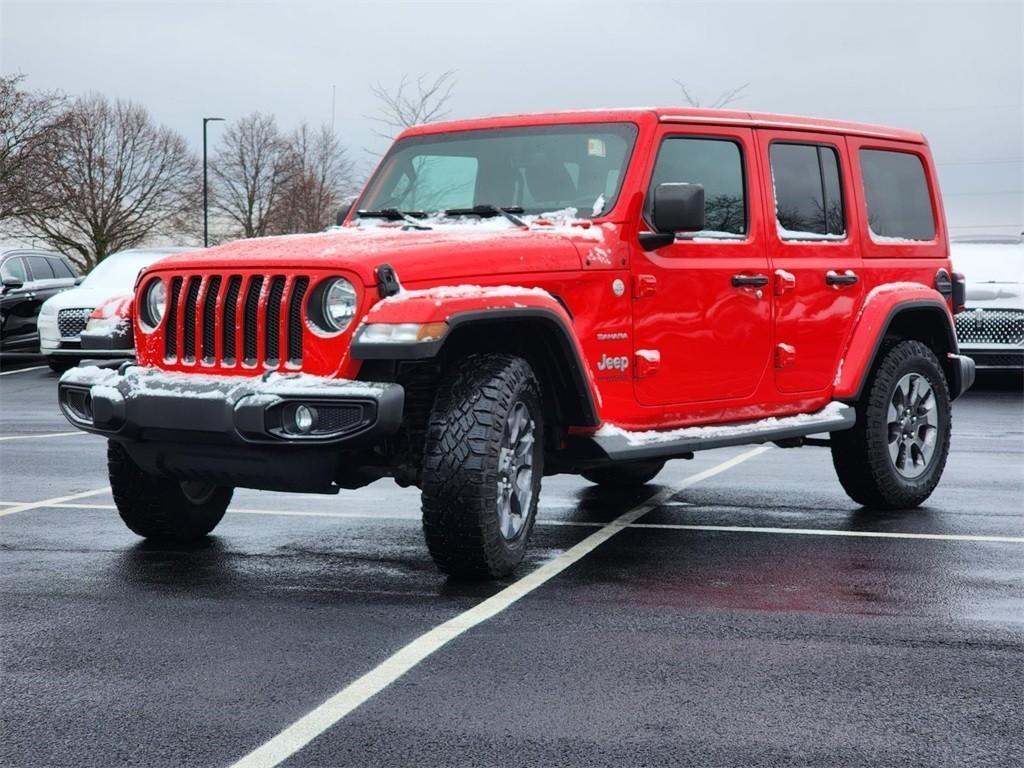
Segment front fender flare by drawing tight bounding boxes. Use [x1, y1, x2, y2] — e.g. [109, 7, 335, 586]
[352, 290, 601, 426]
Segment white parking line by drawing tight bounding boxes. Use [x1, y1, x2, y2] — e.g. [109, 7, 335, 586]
[633, 522, 1024, 544]
[0, 431, 86, 442]
[10, 500, 1024, 544]
[0, 365, 46, 377]
[226, 446, 771, 768]
[0, 486, 111, 518]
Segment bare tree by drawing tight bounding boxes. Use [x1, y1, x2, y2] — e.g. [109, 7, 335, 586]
[674, 80, 749, 108]
[368, 70, 456, 142]
[209, 112, 292, 239]
[0, 75, 68, 224]
[17, 93, 197, 270]
[272, 122, 357, 233]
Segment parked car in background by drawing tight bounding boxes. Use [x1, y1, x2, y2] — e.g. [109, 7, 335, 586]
[951, 236, 1024, 372]
[39, 247, 193, 372]
[1, 247, 80, 353]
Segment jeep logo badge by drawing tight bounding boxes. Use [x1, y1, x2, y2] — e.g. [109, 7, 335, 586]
[596, 354, 629, 372]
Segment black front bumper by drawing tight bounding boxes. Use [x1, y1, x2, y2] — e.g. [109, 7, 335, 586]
[58, 366, 404, 493]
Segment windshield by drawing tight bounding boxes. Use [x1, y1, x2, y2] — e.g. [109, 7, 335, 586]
[359, 122, 638, 219]
[83, 252, 166, 290]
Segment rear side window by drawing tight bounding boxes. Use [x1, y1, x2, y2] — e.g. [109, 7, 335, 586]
[26, 255, 55, 280]
[1, 257, 27, 282]
[770, 143, 845, 239]
[859, 149, 936, 241]
[49, 258, 75, 279]
[649, 137, 746, 236]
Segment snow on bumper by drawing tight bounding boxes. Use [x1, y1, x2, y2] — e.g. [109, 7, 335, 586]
[57, 365, 404, 446]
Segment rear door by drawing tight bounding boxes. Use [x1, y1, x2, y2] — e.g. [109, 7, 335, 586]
[632, 126, 772, 407]
[756, 130, 863, 394]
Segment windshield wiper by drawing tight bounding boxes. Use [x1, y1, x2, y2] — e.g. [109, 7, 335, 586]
[356, 208, 432, 229]
[444, 204, 528, 228]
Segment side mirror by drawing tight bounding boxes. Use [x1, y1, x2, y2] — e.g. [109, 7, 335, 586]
[1, 277, 24, 292]
[639, 183, 706, 251]
[335, 197, 357, 227]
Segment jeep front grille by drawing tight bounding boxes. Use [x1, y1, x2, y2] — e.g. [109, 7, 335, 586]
[954, 309, 1024, 346]
[161, 273, 310, 369]
[57, 308, 93, 339]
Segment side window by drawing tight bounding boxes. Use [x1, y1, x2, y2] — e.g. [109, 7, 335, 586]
[1, 257, 28, 282]
[26, 255, 55, 280]
[859, 149, 936, 241]
[770, 143, 845, 239]
[649, 137, 746, 236]
[49, 258, 76, 279]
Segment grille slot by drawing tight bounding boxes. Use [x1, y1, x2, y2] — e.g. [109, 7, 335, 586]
[954, 309, 1024, 346]
[222, 276, 242, 364]
[202, 276, 222, 363]
[242, 276, 264, 365]
[164, 277, 182, 360]
[57, 308, 92, 339]
[288, 277, 309, 364]
[265, 276, 286, 365]
[182, 277, 202, 361]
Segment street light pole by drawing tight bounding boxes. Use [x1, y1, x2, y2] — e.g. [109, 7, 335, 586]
[202, 117, 225, 248]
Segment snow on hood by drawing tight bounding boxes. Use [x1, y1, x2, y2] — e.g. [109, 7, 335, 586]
[148, 210, 609, 286]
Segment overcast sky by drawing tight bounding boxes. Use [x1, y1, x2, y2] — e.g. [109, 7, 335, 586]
[2, 0, 1021, 235]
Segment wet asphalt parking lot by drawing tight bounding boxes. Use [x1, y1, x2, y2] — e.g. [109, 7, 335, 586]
[1, 356, 1022, 768]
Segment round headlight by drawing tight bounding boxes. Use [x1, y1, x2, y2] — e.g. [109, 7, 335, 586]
[319, 278, 357, 332]
[141, 279, 166, 330]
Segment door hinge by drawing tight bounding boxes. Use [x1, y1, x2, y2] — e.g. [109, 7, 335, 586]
[775, 343, 796, 369]
[633, 274, 658, 298]
[634, 349, 660, 378]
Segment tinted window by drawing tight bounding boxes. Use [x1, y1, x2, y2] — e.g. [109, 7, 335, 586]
[26, 255, 55, 280]
[860, 149, 935, 241]
[770, 143, 845, 238]
[1, 257, 27, 282]
[49, 258, 75, 279]
[649, 137, 746, 236]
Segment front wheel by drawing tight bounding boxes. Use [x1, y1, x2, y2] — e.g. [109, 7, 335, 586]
[420, 354, 544, 579]
[108, 441, 232, 541]
[831, 340, 951, 509]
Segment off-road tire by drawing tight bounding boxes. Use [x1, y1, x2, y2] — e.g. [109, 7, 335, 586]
[108, 441, 232, 541]
[831, 340, 951, 509]
[421, 353, 544, 579]
[47, 356, 76, 374]
[582, 460, 665, 487]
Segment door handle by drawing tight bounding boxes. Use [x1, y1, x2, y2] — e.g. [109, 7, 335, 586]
[731, 274, 769, 288]
[825, 270, 858, 287]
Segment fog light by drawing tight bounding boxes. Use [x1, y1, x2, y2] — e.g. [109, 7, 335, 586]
[293, 404, 316, 433]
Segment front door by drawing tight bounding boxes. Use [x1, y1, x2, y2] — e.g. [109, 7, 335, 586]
[755, 131, 863, 393]
[632, 126, 772, 408]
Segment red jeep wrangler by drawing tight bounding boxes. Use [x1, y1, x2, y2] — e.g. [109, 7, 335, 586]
[59, 108, 975, 578]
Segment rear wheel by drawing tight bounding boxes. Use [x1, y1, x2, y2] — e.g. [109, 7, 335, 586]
[831, 340, 951, 509]
[582, 460, 665, 487]
[420, 353, 543, 579]
[108, 441, 232, 541]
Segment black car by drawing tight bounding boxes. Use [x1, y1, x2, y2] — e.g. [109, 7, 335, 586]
[0, 248, 80, 352]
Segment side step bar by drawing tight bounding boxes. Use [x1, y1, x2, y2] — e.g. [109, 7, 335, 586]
[583, 402, 856, 462]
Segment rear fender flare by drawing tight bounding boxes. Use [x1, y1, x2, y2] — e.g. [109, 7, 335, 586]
[834, 285, 960, 401]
